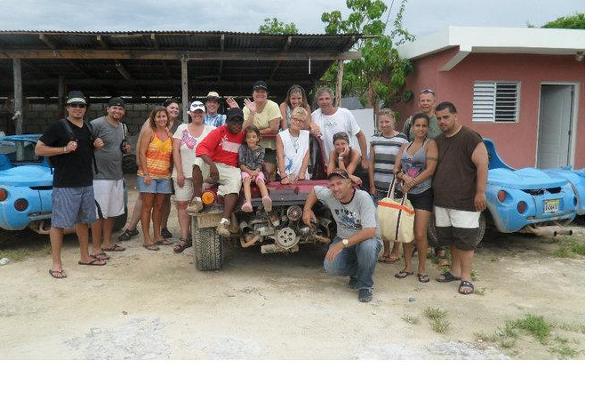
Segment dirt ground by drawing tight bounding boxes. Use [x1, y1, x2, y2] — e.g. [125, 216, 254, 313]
[0, 182, 585, 360]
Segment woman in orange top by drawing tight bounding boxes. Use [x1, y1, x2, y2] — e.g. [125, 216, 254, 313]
[137, 106, 173, 250]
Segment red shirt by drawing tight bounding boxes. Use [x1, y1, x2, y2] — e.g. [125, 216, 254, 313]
[195, 125, 244, 167]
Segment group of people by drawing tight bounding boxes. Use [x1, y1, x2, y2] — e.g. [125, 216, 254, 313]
[36, 83, 488, 305]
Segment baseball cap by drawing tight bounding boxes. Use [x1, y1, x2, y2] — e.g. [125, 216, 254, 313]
[226, 108, 244, 122]
[108, 97, 125, 107]
[189, 100, 206, 113]
[206, 91, 220, 100]
[327, 168, 350, 180]
[66, 90, 87, 105]
[253, 81, 268, 91]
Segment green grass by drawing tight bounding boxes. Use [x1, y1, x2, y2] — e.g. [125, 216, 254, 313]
[474, 287, 487, 296]
[470, 269, 479, 281]
[550, 343, 579, 359]
[401, 314, 419, 325]
[553, 237, 585, 258]
[424, 307, 450, 334]
[512, 314, 551, 344]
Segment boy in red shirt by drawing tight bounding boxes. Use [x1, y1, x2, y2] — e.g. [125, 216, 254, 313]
[187, 108, 245, 236]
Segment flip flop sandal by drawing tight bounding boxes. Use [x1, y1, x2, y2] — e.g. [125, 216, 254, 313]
[143, 244, 160, 251]
[49, 269, 67, 279]
[102, 243, 126, 252]
[436, 271, 461, 283]
[458, 280, 475, 295]
[118, 229, 138, 241]
[394, 270, 414, 279]
[155, 239, 172, 245]
[384, 256, 400, 264]
[378, 255, 390, 262]
[78, 258, 107, 266]
[91, 252, 110, 261]
[417, 273, 430, 283]
[173, 239, 192, 254]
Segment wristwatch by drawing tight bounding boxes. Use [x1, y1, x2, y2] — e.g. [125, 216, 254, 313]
[342, 239, 349, 248]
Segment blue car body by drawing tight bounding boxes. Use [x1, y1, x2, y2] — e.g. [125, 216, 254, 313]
[0, 134, 54, 231]
[484, 138, 580, 233]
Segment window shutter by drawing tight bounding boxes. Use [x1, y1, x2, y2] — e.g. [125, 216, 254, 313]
[472, 81, 520, 123]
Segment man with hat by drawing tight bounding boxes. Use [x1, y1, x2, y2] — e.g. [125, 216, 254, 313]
[35, 90, 106, 278]
[302, 168, 382, 303]
[187, 108, 246, 236]
[89, 96, 131, 259]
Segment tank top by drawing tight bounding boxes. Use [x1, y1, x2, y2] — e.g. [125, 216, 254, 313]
[401, 139, 431, 194]
[140, 132, 172, 179]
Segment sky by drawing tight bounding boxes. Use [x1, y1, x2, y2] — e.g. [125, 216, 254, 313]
[0, 0, 585, 38]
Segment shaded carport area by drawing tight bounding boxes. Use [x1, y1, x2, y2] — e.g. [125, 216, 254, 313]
[0, 30, 359, 133]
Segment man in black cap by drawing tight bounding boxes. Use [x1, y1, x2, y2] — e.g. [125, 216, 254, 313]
[187, 108, 245, 236]
[89, 97, 131, 259]
[302, 169, 382, 303]
[35, 90, 106, 278]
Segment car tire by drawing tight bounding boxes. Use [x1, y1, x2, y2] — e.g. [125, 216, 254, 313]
[192, 225, 223, 271]
[427, 212, 486, 248]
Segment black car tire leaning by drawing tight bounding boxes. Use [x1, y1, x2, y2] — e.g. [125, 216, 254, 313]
[192, 225, 223, 271]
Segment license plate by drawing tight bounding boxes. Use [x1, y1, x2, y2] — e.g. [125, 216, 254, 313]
[544, 199, 560, 213]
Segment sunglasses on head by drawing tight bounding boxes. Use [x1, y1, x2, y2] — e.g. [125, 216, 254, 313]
[420, 89, 435, 95]
[68, 103, 86, 108]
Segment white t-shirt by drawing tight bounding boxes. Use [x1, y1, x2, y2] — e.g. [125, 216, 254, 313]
[311, 107, 361, 162]
[172, 124, 214, 178]
[278, 129, 311, 179]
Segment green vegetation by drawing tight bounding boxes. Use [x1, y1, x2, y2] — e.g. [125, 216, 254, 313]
[475, 315, 583, 359]
[424, 307, 450, 334]
[258, 18, 299, 34]
[319, 0, 414, 111]
[543, 13, 585, 29]
[553, 237, 585, 258]
[401, 314, 419, 325]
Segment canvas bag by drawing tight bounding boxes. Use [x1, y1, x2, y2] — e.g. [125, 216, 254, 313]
[376, 177, 415, 243]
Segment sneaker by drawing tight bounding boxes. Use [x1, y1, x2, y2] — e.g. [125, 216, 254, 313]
[216, 219, 231, 237]
[358, 288, 373, 303]
[186, 198, 203, 213]
[160, 227, 173, 239]
[348, 277, 360, 290]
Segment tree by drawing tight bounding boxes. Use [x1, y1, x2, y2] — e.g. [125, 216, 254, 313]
[319, 0, 414, 111]
[542, 13, 584, 29]
[259, 17, 299, 34]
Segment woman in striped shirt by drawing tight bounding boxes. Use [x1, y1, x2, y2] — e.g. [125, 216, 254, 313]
[137, 106, 173, 251]
[368, 108, 408, 263]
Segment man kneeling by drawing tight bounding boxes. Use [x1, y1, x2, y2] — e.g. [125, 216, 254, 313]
[186, 108, 245, 236]
[303, 169, 382, 303]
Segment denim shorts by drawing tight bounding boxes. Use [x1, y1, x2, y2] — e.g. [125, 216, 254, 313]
[137, 176, 173, 194]
[51, 185, 97, 228]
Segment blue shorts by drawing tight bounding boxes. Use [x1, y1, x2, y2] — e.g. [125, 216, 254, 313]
[51, 186, 97, 228]
[137, 176, 173, 194]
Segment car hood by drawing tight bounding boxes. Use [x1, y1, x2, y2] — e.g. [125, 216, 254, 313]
[488, 168, 567, 189]
[0, 164, 53, 187]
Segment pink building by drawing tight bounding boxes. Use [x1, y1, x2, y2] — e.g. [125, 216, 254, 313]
[396, 27, 585, 169]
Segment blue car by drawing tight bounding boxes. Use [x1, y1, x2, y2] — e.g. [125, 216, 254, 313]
[0, 134, 126, 236]
[484, 138, 580, 233]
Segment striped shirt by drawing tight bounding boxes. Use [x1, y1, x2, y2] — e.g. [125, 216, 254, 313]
[143, 133, 172, 178]
[371, 131, 408, 193]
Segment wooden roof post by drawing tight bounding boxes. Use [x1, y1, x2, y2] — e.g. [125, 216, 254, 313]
[58, 75, 64, 110]
[12, 58, 23, 133]
[335, 59, 344, 107]
[181, 55, 189, 123]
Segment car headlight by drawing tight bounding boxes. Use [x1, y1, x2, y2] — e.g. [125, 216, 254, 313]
[14, 198, 28, 211]
[0, 188, 7, 202]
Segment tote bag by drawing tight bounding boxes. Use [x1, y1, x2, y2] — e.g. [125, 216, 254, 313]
[376, 177, 415, 243]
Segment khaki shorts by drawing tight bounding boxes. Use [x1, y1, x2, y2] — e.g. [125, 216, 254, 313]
[193, 159, 242, 196]
[172, 177, 194, 202]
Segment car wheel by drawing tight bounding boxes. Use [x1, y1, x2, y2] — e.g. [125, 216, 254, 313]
[192, 218, 223, 271]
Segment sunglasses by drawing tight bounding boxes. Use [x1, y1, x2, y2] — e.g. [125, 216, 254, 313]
[68, 103, 87, 108]
[420, 89, 435, 95]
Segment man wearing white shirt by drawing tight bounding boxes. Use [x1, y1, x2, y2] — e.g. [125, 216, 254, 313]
[311, 87, 369, 170]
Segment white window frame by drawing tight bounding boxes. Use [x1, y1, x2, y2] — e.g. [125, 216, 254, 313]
[472, 81, 521, 123]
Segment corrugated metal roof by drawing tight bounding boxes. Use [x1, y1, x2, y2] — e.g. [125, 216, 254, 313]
[0, 30, 360, 100]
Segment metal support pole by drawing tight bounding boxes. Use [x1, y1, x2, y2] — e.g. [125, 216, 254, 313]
[181, 56, 189, 122]
[58, 75, 64, 109]
[12, 58, 23, 133]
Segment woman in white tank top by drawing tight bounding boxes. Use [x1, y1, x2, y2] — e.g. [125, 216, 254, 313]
[276, 107, 311, 184]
